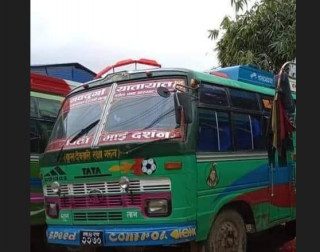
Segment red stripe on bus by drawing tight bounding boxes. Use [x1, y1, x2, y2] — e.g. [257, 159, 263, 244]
[30, 73, 71, 96]
[235, 184, 296, 208]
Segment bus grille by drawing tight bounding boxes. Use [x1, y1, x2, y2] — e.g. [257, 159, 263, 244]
[59, 194, 142, 209]
[73, 211, 122, 222]
[44, 178, 171, 197]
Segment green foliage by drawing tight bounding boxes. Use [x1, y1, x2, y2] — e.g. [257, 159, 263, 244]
[231, 0, 248, 12]
[209, 0, 296, 73]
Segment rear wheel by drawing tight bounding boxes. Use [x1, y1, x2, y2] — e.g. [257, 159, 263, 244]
[285, 220, 296, 239]
[206, 210, 247, 252]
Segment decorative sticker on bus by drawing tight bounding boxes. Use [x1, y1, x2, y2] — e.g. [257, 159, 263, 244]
[62, 149, 118, 163]
[100, 129, 181, 144]
[43, 166, 67, 182]
[46, 129, 181, 152]
[114, 79, 185, 99]
[206, 163, 219, 187]
[106, 226, 196, 244]
[62, 79, 185, 112]
[69, 87, 110, 109]
[46, 223, 197, 246]
[108, 158, 147, 175]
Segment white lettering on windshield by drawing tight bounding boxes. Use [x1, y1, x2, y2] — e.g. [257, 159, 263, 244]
[70, 88, 108, 107]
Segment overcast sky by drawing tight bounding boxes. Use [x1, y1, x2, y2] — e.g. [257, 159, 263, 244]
[31, 0, 258, 74]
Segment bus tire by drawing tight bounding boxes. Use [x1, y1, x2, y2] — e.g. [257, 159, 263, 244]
[205, 209, 247, 252]
[190, 241, 205, 252]
[285, 220, 296, 239]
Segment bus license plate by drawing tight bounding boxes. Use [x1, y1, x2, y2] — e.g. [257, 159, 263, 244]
[80, 231, 104, 246]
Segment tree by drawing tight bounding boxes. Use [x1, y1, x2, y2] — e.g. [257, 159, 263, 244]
[208, 0, 296, 73]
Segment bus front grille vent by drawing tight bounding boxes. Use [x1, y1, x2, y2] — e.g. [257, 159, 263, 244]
[73, 211, 123, 222]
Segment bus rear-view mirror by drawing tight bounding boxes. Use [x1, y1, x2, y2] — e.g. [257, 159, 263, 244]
[174, 93, 193, 124]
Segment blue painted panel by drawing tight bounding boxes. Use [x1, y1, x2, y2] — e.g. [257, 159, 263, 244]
[30, 177, 42, 189]
[47, 66, 73, 80]
[30, 67, 47, 76]
[218, 65, 275, 88]
[73, 67, 95, 83]
[47, 222, 196, 247]
[31, 64, 96, 83]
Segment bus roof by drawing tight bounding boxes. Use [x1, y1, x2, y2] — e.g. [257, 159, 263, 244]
[30, 73, 81, 96]
[193, 70, 296, 99]
[68, 67, 296, 100]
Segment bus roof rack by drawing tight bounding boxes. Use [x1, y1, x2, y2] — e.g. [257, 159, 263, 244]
[209, 65, 275, 89]
[94, 58, 161, 79]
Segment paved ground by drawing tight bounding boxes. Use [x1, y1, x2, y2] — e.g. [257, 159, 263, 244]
[31, 224, 295, 252]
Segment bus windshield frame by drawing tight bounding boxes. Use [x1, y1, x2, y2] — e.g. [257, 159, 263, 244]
[46, 78, 186, 152]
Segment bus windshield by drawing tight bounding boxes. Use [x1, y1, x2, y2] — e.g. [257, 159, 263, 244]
[47, 79, 184, 151]
[105, 96, 176, 132]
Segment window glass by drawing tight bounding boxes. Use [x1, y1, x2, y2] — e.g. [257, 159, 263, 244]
[229, 88, 260, 110]
[234, 113, 252, 150]
[105, 96, 176, 132]
[200, 84, 229, 106]
[30, 97, 38, 118]
[234, 113, 265, 151]
[198, 110, 218, 151]
[217, 113, 232, 151]
[38, 121, 55, 153]
[38, 98, 61, 119]
[30, 120, 40, 153]
[251, 116, 265, 150]
[197, 110, 231, 152]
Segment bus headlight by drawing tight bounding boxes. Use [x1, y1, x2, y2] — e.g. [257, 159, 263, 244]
[146, 199, 170, 217]
[51, 181, 60, 194]
[119, 176, 130, 191]
[46, 203, 59, 218]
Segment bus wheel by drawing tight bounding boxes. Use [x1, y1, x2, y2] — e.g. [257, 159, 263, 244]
[285, 220, 296, 239]
[206, 210, 247, 252]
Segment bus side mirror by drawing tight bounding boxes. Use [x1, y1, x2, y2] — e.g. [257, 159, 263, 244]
[174, 93, 193, 124]
[156, 86, 193, 124]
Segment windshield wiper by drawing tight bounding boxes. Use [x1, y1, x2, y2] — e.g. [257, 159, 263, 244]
[56, 119, 100, 162]
[69, 119, 100, 144]
[121, 135, 181, 155]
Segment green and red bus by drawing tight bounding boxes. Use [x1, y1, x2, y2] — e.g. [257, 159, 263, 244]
[31, 73, 80, 225]
[40, 59, 296, 251]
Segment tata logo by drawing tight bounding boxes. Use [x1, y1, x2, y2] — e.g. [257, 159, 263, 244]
[82, 167, 101, 176]
[75, 167, 111, 179]
[88, 188, 104, 204]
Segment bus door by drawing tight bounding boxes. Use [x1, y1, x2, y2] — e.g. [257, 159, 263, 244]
[269, 147, 294, 223]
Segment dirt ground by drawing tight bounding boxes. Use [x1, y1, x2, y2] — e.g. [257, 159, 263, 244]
[31, 224, 295, 252]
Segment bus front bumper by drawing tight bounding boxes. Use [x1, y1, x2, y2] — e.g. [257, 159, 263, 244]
[46, 222, 196, 247]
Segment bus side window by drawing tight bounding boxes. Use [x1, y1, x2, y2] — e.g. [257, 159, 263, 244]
[251, 116, 265, 150]
[38, 121, 55, 153]
[234, 114, 252, 150]
[233, 113, 264, 151]
[197, 109, 231, 152]
[38, 98, 61, 119]
[229, 88, 260, 111]
[217, 112, 232, 151]
[30, 97, 38, 118]
[199, 84, 229, 107]
[30, 120, 40, 153]
[198, 110, 218, 151]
